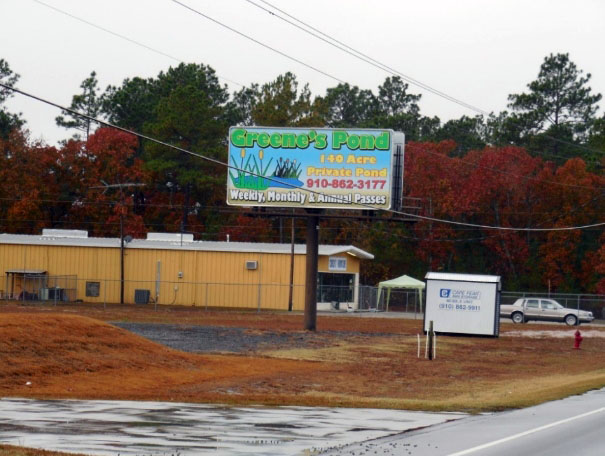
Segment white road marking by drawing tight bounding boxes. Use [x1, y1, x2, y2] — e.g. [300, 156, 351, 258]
[447, 407, 605, 456]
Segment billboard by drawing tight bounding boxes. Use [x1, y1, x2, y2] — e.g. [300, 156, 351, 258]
[226, 127, 404, 210]
[424, 273, 501, 337]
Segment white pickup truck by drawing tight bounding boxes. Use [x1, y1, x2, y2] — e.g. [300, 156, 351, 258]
[500, 298, 594, 326]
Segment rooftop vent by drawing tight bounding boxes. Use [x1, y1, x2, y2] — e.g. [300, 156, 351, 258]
[42, 229, 88, 238]
[146, 232, 194, 243]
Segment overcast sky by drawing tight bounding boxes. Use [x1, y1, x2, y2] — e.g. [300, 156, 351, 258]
[1, 0, 604, 145]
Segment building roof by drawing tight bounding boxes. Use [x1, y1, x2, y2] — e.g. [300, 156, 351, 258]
[4, 269, 47, 275]
[0, 231, 374, 260]
[425, 272, 500, 283]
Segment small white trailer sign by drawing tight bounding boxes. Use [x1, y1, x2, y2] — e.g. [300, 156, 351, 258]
[424, 272, 501, 337]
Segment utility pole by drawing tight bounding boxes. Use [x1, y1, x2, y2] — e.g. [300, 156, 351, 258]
[180, 183, 190, 246]
[90, 181, 145, 305]
[118, 182, 126, 305]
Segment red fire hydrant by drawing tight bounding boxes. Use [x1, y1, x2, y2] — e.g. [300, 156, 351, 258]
[574, 330, 583, 349]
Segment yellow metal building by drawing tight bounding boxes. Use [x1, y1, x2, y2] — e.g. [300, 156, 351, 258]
[0, 229, 373, 311]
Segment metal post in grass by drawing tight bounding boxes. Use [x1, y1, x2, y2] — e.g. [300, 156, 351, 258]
[428, 320, 434, 360]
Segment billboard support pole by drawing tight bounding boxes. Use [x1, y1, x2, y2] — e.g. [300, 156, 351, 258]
[288, 216, 295, 312]
[304, 213, 320, 331]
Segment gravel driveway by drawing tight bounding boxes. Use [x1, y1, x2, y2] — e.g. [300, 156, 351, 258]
[112, 322, 351, 354]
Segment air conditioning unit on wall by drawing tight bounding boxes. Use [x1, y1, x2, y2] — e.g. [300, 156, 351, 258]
[245, 260, 258, 270]
[134, 289, 150, 304]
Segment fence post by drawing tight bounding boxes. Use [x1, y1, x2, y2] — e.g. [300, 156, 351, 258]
[103, 279, 106, 310]
[257, 282, 262, 313]
[414, 296, 417, 320]
[154, 281, 158, 312]
[205, 283, 208, 311]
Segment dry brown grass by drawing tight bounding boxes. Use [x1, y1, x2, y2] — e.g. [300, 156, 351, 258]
[0, 445, 87, 456]
[1, 302, 605, 414]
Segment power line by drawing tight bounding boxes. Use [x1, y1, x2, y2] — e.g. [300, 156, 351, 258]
[0, 217, 504, 243]
[29, 0, 604, 177]
[169, 0, 346, 85]
[31, 0, 245, 89]
[170, 0, 605, 182]
[245, 0, 489, 115]
[31, 0, 605, 163]
[1, 196, 601, 216]
[2, 82, 604, 232]
[247, 0, 605, 158]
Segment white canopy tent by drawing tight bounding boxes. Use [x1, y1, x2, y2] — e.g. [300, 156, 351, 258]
[377, 275, 426, 312]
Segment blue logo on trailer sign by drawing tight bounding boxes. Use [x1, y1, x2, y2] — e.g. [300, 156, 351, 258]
[440, 289, 451, 298]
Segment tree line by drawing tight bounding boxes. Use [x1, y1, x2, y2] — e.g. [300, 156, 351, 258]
[0, 53, 603, 293]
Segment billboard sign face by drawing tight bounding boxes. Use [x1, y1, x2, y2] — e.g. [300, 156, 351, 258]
[424, 273, 501, 337]
[226, 127, 403, 210]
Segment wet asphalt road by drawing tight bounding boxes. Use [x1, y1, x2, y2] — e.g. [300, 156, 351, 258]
[320, 388, 605, 455]
[0, 399, 465, 455]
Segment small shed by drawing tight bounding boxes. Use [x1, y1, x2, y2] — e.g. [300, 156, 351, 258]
[377, 274, 426, 311]
[4, 269, 47, 300]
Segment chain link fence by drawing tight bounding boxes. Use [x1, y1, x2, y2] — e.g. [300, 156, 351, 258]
[501, 291, 605, 319]
[3, 277, 604, 319]
[5, 274, 77, 303]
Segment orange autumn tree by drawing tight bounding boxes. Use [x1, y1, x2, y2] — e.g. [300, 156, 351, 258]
[592, 233, 605, 294]
[460, 146, 543, 285]
[405, 140, 470, 271]
[0, 130, 62, 233]
[218, 214, 273, 242]
[531, 158, 605, 291]
[402, 141, 604, 292]
[58, 128, 152, 238]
